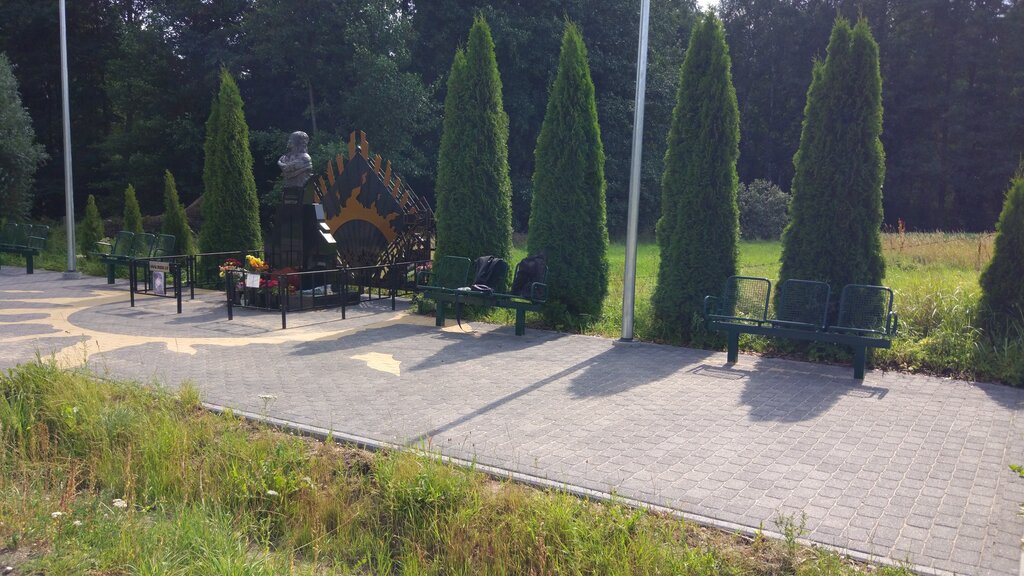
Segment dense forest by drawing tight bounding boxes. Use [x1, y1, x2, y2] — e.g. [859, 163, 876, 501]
[1, 0, 1020, 234]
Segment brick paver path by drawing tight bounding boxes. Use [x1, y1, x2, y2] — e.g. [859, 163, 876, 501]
[2, 268, 1023, 575]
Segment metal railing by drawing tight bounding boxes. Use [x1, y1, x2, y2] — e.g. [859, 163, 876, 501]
[225, 259, 429, 329]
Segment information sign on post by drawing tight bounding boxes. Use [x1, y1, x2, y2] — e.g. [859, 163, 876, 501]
[150, 261, 170, 296]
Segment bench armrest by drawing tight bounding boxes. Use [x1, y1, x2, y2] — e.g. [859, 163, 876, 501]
[703, 295, 720, 318]
[526, 282, 547, 302]
[888, 311, 898, 337]
[26, 236, 46, 250]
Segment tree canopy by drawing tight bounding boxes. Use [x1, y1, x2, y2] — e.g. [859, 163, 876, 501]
[0, 52, 46, 221]
[0, 0, 1019, 234]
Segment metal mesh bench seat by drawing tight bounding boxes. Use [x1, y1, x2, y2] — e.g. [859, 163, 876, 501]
[704, 276, 898, 379]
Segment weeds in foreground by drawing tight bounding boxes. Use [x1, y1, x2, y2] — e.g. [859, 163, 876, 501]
[0, 361, 914, 575]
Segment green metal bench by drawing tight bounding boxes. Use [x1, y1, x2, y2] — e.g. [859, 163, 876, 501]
[704, 276, 897, 379]
[95, 231, 157, 283]
[417, 255, 548, 336]
[0, 223, 49, 274]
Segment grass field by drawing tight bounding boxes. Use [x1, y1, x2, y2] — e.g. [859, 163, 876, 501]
[3, 226, 1019, 385]
[0, 361, 914, 575]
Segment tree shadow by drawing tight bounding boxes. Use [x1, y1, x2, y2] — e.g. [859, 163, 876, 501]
[567, 343, 715, 397]
[408, 342, 714, 445]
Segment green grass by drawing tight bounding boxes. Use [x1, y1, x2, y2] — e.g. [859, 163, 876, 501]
[0, 361, 913, 575]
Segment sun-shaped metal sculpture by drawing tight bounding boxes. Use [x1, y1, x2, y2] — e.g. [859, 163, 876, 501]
[314, 132, 433, 269]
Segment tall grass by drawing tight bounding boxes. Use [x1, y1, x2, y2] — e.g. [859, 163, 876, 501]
[0, 362, 911, 575]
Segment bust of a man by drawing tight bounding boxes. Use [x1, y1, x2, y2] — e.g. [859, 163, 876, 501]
[278, 131, 312, 189]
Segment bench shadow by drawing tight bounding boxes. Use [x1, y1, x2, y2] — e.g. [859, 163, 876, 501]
[729, 357, 890, 422]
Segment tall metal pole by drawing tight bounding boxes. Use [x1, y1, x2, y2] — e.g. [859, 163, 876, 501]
[60, 0, 79, 278]
[620, 0, 651, 341]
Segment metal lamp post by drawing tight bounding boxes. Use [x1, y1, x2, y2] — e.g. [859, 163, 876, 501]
[60, 0, 79, 279]
[620, 0, 651, 341]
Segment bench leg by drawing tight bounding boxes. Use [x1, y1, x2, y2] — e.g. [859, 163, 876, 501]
[727, 331, 739, 363]
[515, 308, 526, 336]
[435, 302, 446, 327]
[853, 347, 866, 380]
[25, 254, 33, 274]
[106, 263, 116, 284]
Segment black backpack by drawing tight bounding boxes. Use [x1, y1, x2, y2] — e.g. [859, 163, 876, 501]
[470, 255, 508, 293]
[510, 254, 546, 299]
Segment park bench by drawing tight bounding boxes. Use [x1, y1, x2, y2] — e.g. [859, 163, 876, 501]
[417, 255, 548, 336]
[129, 233, 179, 285]
[0, 223, 49, 274]
[703, 276, 898, 379]
[95, 231, 157, 283]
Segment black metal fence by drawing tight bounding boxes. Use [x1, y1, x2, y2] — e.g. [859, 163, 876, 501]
[225, 260, 429, 329]
[125, 250, 428, 329]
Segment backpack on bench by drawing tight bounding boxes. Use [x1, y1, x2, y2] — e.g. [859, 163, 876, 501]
[510, 254, 546, 299]
[454, 255, 509, 329]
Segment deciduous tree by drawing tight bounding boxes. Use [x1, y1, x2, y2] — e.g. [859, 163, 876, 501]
[0, 53, 46, 221]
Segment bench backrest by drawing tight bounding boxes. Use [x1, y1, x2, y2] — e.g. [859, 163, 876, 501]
[716, 276, 771, 323]
[26, 225, 49, 250]
[152, 234, 177, 258]
[131, 233, 157, 258]
[110, 231, 136, 256]
[775, 279, 830, 329]
[833, 284, 894, 336]
[430, 256, 472, 289]
[2, 223, 27, 246]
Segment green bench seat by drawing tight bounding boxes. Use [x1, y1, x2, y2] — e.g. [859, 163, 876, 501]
[417, 255, 548, 336]
[0, 223, 49, 274]
[703, 276, 897, 379]
[94, 231, 160, 284]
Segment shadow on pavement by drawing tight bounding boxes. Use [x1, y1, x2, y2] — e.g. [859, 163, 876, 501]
[736, 357, 890, 422]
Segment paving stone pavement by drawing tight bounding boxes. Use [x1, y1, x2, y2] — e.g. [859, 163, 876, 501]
[2, 267, 1023, 575]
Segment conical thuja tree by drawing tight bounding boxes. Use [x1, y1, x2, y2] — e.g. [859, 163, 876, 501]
[162, 170, 195, 255]
[434, 15, 513, 265]
[778, 18, 885, 315]
[652, 13, 740, 341]
[123, 184, 143, 234]
[528, 21, 609, 320]
[979, 168, 1024, 336]
[79, 194, 104, 255]
[199, 68, 262, 253]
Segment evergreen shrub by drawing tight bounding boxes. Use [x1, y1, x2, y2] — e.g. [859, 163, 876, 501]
[778, 18, 885, 319]
[527, 21, 609, 320]
[161, 170, 195, 255]
[79, 194, 104, 255]
[433, 16, 513, 267]
[652, 13, 741, 342]
[199, 68, 262, 254]
[123, 184, 143, 234]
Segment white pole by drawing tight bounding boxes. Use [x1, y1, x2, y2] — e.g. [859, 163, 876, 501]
[621, 0, 651, 341]
[60, 0, 79, 278]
